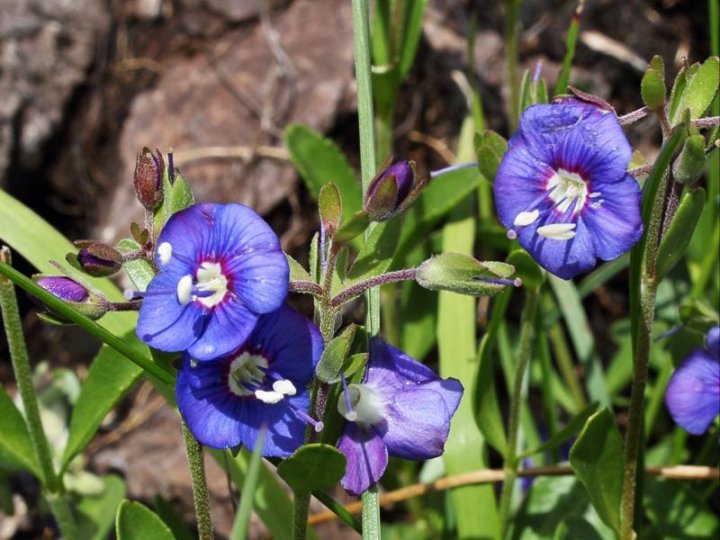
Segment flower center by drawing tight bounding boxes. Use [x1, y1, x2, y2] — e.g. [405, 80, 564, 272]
[546, 168, 588, 215]
[337, 383, 386, 426]
[175, 261, 229, 307]
[228, 352, 269, 397]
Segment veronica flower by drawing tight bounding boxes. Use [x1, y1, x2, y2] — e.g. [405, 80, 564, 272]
[336, 338, 463, 495]
[134, 203, 289, 361]
[494, 100, 643, 279]
[665, 326, 720, 435]
[176, 305, 323, 456]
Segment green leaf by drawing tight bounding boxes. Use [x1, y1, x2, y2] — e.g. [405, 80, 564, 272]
[116, 238, 154, 291]
[397, 0, 427, 78]
[116, 500, 174, 540]
[554, 6, 581, 96]
[507, 250, 544, 293]
[644, 477, 719, 538]
[641, 55, 666, 112]
[153, 169, 195, 235]
[0, 385, 40, 476]
[315, 324, 357, 383]
[519, 402, 599, 459]
[474, 288, 512, 457]
[672, 134, 706, 184]
[277, 444, 346, 495]
[286, 253, 312, 282]
[510, 475, 615, 540]
[656, 188, 706, 280]
[335, 210, 370, 244]
[318, 182, 342, 235]
[569, 408, 624, 535]
[474, 130, 508, 182]
[76, 475, 127, 540]
[153, 495, 195, 540]
[669, 56, 719, 124]
[347, 219, 402, 281]
[284, 124, 362, 226]
[231, 429, 266, 540]
[62, 333, 148, 469]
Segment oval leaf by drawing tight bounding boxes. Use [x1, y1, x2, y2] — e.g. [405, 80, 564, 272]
[277, 444, 346, 495]
[116, 500, 174, 540]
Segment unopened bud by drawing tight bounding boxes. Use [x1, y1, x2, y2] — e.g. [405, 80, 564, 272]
[33, 275, 108, 322]
[134, 147, 165, 209]
[416, 252, 519, 297]
[67, 241, 122, 277]
[364, 161, 416, 222]
[672, 134, 706, 184]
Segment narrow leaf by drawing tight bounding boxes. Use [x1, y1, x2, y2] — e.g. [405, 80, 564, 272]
[231, 429, 266, 540]
[0, 386, 40, 476]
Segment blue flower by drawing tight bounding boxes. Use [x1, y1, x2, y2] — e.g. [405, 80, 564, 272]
[665, 326, 720, 435]
[336, 338, 463, 495]
[135, 203, 289, 361]
[494, 100, 643, 279]
[176, 305, 324, 456]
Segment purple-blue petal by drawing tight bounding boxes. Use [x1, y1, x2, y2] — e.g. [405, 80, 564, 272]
[363, 338, 440, 400]
[214, 203, 284, 256]
[135, 268, 205, 352]
[665, 350, 720, 435]
[581, 175, 643, 261]
[225, 249, 289, 315]
[381, 380, 463, 460]
[155, 203, 215, 266]
[186, 298, 258, 361]
[338, 423, 388, 496]
[176, 356, 308, 456]
[516, 213, 596, 280]
[246, 305, 322, 383]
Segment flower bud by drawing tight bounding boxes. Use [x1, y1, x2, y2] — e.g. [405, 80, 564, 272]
[33, 275, 108, 322]
[416, 252, 520, 297]
[672, 134, 706, 185]
[364, 161, 416, 222]
[133, 147, 165, 209]
[641, 55, 666, 113]
[67, 241, 122, 277]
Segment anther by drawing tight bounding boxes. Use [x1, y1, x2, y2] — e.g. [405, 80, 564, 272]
[158, 242, 173, 265]
[177, 274, 193, 304]
[537, 223, 577, 240]
[272, 379, 297, 396]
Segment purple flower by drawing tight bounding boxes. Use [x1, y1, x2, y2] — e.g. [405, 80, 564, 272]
[336, 338, 463, 495]
[665, 326, 720, 435]
[364, 160, 416, 222]
[135, 203, 289, 361]
[36, 276, 89, 303]
[176, 305, 323, 456]
[494, 100, 643, 279]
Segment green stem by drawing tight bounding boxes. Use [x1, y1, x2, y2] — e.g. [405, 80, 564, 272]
[181, 422, 213, 540]
[292, 492, 311, 540]
[0, 248, 77, 539]
[361, 485, 381, 540]
[498, 288, 539, 536]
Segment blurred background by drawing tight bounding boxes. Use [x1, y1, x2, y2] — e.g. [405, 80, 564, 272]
[0, 0, 711, 537]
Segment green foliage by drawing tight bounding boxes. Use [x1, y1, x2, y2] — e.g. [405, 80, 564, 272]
[656, 188, 706, 280]
[641, 55, 666, 112]
[569, 409, 624, 536]
[0, 385, 40, 476]
[277, 444, 347, 494]
[153, 169, 195, 235]
[315, 324, 357, 383]
[75, 475, 126, 540]
[115, 500, 174, 540]
[318, 182, 342, 235]
[668, 56, 720, 125]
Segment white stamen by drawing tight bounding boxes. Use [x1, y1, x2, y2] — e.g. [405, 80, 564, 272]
[123, 289, 134, 301]
[588, 191, 602, 198]
[195, 261, 229, 308]
[591, 199, 604, 209]
[546, 168, 589, 214]
[255, 390, 284, 404]
[337, 384, 385, 426]
[507, 229, 518, 240]
[228, 352, 269, 397]
[272, 379, 297, 396]
[177, 274, 193, 304]
[513, 210, 540, 227]
[537, 223, 577, 240]
[158, 242, 173, 265]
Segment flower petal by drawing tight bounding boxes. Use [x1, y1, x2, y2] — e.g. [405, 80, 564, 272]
[582, 175, 643, 261]
[225, 249, 289, 315]
[364, 338, 440, 399]
[706, 326, 720, 359]
[338, 423, 388, 496]
[517, 213, 596, 280]
[214, 203, 284, 256]
[665, 350, 720, 435]
[381, 379, 463, 460]
[135, 267, 205, 352]
[176, 357, 308, 456]
[155, 203, 216, 266]
[187, 298, 258, 361]
[248, 305, 323, 384]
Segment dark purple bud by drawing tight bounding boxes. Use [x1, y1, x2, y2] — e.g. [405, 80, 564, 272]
[36, 276, 88, 303]
[67, 242, 122, 277]
[133, 147, 165, 209]
[364, 161, 416, 222]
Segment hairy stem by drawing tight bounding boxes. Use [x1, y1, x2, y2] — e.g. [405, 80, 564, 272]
[330, 268, 417, 308]
[181, 422, 213, 540]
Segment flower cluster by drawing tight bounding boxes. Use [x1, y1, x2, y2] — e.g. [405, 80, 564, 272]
[494, 100, 643, 279]
[665, 326, 720, 435]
